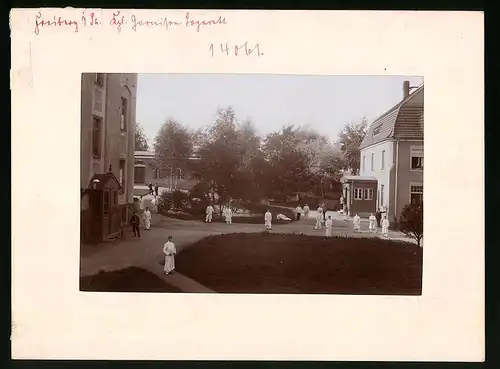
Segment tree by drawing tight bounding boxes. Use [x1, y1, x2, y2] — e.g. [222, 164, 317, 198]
[190, 106, 248, 214]
[337, 118, 368, 175]
[261, 125, 313, 200]
[134, 122, 149, 151]
[398, 202, 424, 247]
[153, 119, 193, 187]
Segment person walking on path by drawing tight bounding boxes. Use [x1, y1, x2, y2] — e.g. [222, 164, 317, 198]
[303, 204, 310, 219]
[314, 210, 323, 230]
[381, 216, 390, 238]
[325, 215, 333, 237]
[154, 183, 159, 197]
[369, 213, 377, 232]
[151, 195, 158, 213]
[143, 207, 152, 230]
[163, 236, 177, 275]
[295, 205, 303, 220]
[205, 204, 214, 223]
[130, 212, 141, 238]
[224, 206, 233, 224]
[265, 209, 272, 230]
[148, 182, 153, 195]
[353, 213, 361, 232]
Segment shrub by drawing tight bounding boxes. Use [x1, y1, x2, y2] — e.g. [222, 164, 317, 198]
[398, 202, 423, 247]
[158, 189, 190, 212]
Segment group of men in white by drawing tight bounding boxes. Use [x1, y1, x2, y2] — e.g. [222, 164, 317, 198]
[205, 204, 292, 230]
[352, 212, 390, 237]
[205, 202, 391, 237]
[205, 204, 237, 224]
[133, 195, 159, 231]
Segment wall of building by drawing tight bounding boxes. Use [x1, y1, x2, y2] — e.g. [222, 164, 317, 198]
[102, 73, 137, 207]
[134, 155, 198, 191]
[81, 73, 138, 238]
[80, 73, 107, 189]
[346, 181, 378, 217]
[394, 140, 423, 220]
[359, 139, 395, 213]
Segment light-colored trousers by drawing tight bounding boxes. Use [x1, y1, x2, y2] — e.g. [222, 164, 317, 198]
[164, 254, 175, 273]
[265, 220, 272, 229]
[369, 221, 376, 231]
[206, 213, 213, 222]
[315, 219, 322, 229]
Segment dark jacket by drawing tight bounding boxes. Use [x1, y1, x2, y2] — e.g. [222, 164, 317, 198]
[130, 215, 140, 226]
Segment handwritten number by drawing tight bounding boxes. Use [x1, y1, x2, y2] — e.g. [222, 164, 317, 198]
[209, 42, 263, 57]
[220, 43, 229, 55]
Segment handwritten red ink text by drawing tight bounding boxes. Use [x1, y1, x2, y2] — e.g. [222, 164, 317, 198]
[209, 42, 263, 57]
[81, 10, 100, 26]
[185, 12, 227, 32]
[33, 11, 79, 35]
[109, 11, 126, 32]
[131, 15, 182, 31]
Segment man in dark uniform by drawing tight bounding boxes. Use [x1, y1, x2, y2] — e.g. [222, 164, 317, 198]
[130, 211, 141, 238]
[375, 210, 382, 228]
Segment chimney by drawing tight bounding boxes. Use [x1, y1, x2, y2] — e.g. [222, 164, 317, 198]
[403, 80, 410, 99]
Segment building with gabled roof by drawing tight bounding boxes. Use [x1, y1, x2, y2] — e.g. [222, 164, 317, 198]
[341, 81, 424, 221]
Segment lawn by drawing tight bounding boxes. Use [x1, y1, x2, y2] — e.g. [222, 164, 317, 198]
[80, 267, 183, 293]
[176, 233, 423, 295]
[161, 211, 293, 225]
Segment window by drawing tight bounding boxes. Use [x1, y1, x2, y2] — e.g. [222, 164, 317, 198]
[380, 184, 384, 207]
[372, 124, 382, 136]
[354, 188, 363, 200]
[94, 73, 104, 86]
[92, 116, 102, 158]
[362, 156, 366, 172]
[364, 188, 373, 200]
[371, 153, 375, 171]
[120, 98, 128, 131]
[119, 160, 126, 192]
[410, 184, 423, 205]
[156, 169, 162, 179]
[134, 166, 146, 184]
[177, 168, 185, 180]
[93, 88, 103, 113]
[113, 190, 118, 205]
[381, 150, 385, 170]
[103, 191, 110, 214]
[410, 146, 424, 170]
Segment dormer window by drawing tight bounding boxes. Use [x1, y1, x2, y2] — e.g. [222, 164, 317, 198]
[372, 124, 382, 136]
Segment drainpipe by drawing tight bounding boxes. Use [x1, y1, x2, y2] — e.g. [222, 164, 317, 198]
[394, 141, 400, 221]
[103, 74, 109, 174]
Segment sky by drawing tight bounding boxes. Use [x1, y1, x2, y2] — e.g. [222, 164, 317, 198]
[136, 74, 423, 146]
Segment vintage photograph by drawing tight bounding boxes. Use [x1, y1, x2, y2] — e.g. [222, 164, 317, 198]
[80, 74, 424, 295]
